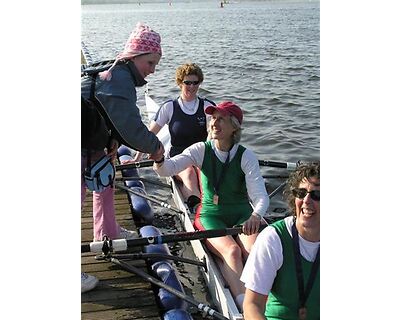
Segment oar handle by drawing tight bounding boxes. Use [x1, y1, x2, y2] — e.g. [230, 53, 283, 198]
[115, 160, 154, 170]
[81, 224, 268, 253]
[259, 160, 298, 170]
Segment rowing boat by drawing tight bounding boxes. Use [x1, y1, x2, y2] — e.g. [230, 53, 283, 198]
[145, 90, 244, 320]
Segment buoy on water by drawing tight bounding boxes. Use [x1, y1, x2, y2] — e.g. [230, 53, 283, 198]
[140, 225, 171, 262]
[140, 226, 188, 312]
[152, 261, 188, 311]
[118, 154, 139, 177]
[163, 309, 193, 320]
[118, 153, 154, 224]
[117, 145, 132, 157]
[126, 180, 154, 224]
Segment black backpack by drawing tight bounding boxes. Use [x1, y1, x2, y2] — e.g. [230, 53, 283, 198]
[81, 60, 120, 151]
[81, 94, 110, 151]
[81, 58, 112, 150]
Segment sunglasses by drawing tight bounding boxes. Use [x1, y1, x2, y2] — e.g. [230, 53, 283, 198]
[183, 80, 200, 86]
[292, 188, 320, 201]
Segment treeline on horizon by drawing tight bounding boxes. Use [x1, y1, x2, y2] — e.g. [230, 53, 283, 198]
[82, 0, 221, 4]
[81, 0, 293, 5]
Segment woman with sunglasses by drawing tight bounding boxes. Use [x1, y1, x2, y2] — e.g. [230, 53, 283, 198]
[241, 161, 320, 320]
[153, 101, 270, 312]
[133, 63, 215, 211]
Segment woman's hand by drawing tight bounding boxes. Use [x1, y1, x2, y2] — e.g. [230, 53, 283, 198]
[106, 139, 119, 161]
[132, 151, 145, 162]
[120, 158, 134, 165]
[149, 143, 165, 162]
[242, 212, 263, 235]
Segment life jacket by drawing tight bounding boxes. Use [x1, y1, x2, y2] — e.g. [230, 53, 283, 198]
[168, 98, 208, 157]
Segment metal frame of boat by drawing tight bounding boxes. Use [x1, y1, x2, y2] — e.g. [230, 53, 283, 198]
[145, 91, 244, 320]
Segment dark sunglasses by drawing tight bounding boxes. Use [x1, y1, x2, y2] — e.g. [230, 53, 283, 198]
[183, 80, 200, 86]
[292, 188, 320, 201]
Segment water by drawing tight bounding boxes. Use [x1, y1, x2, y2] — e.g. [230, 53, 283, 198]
[81, 0, 320, 164]
[82, 1, 319, 315]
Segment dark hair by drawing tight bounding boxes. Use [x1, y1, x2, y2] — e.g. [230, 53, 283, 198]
[283, 161, 320, 216]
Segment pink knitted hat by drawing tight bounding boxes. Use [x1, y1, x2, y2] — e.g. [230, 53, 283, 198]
[99, 22, 162, 80]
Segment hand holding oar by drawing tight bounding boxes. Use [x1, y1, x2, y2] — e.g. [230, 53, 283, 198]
[115, 159, 154, 170]
[111, 258, 229, 320]
[114, 182, 181, 213]
[82, 224, 269, 254]
[259, 160, 299, 170]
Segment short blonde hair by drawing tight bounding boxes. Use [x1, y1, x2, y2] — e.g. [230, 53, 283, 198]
[175, 63, 204, 86]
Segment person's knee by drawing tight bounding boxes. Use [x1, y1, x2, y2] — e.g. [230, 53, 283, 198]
[225, 243, 242, 261]
[242, 242, 254, 254]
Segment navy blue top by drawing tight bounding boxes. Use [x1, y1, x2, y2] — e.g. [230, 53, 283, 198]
[168, 98, 208, 157]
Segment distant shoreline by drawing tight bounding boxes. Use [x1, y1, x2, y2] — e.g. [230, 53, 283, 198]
[81, 0, 316, 5]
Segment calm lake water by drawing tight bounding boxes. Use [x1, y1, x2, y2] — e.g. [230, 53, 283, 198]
[81, 0, 320, 164]
[82, 0, 319, 213]
[82, 1, 320, 315]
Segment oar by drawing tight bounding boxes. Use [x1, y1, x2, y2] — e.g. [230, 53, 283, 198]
[259, 160, 298, 170]
[115, 160, 154, 170]
[115, 176, 171, 189]
[81, 224, 268, 253]
[81, 41, 93, 65]
[114, 182, 182, 213]
[102, 252, 206, 268]
[116, 159, 297, 171]
[263, 174, 289, 179]
[269, 181, 287, 198]
[116, 159, 297, 170]
[111, 258, 229, 320]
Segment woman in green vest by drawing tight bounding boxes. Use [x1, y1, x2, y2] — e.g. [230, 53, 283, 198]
[241, 162, 320, 319]
[153, 101, 269, 311]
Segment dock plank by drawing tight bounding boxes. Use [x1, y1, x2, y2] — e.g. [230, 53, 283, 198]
[81, 188, 160, 320]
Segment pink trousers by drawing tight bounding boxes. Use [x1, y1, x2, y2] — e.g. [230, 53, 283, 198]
[81, 151, 119, 241]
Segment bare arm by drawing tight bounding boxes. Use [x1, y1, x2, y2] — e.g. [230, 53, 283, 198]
[149, 120, 162, 135]
[243, 288, 268, 320]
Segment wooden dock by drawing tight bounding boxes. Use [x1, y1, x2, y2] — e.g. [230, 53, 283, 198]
[81, 188, 160, 320]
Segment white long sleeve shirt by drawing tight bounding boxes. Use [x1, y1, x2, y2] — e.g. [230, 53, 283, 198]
[154, 140, 269, 216]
